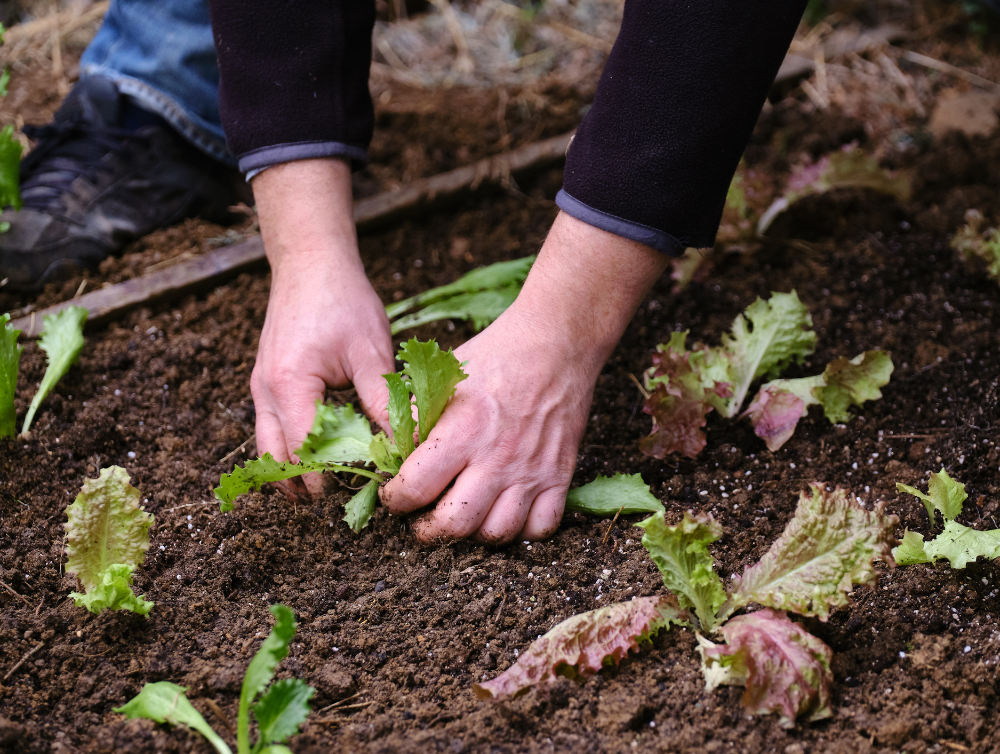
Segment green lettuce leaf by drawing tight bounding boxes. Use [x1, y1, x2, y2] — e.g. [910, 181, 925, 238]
[897, 468, 966, 524]
[892, 530, 931, 565]
[813, 350, 894, 424]
[564, 472, 665, 516]
[712, 291, 816, 418]
[699, 609, 833, 728]
[344, 480, 379, 533]
[384, 255, 534, 320]
[115, 682, 232, 754]
[473, 595, 688, 701]
[239, 605, 297, 754]
[398, 338, 468, 444]
[951, 209, 1000, 282]
[70, 563, 153, 615]
[724, 484, 898, 622]
[369, 432, 401, 475]
[0, 69, 8, 98]
[384, 372, 415, 461]
[295, 402, 373, 465]
[214, 453, 381, 512]
[65, 466, 154, 590]
[0, 313, 22, 438]
[757, 146, 910, 236]
[894, 520, 1000, 569]
[636, 511, 727, 632]
[390, 285, 520, 334]
[0, 124, 22, 211]
[252, 678, 315, 748]
[22, 305, 87, 434]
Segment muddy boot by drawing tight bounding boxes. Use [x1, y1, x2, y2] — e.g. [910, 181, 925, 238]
[0, 76, 245, 291]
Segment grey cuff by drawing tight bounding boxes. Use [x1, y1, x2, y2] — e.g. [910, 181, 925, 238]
[555, 189, 686, 256]
[237, 141, 369, 175]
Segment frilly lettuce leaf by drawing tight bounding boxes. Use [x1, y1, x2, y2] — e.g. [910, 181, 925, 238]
[239, 605, 299, 752]
[0, 312, 22, 438]
[640, 331, 731, 459]
[473, 595, 688, 700]
[757, 146, 910, 236]
[344, 480, 379, 533]
[252, 678, 315, 748]
[743, 350, 892, 450]
[724, 484, 897, 622]
[636, 511, 727, 632]
[398, 338, 468, 444]
[699, 609, 833, 728]
[22, 305, 88, 434]
[296, 402, 374, 465]
[115, 682, 232, 754]
[951, 209, 1000, 282]
[565, 472, 665, 516]
[0, 124, 22, 211]
[897, 468, 966, 524]
[65, 466, 154, 590]
[70, 563, 153, 615]
[369, 432, 401, 475]
[712, 291, 816, 418]
[384, 372, 415, 462]
[894, 520, 1000, 569]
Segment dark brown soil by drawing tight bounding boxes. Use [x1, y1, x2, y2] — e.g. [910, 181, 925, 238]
[2, 19, 1000, 754]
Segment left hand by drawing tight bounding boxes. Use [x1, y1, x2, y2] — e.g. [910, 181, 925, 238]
[380, 211, 669, 543]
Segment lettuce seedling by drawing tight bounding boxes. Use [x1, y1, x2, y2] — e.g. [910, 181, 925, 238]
[476, 483, 897, 728]
[564, 473, 665, 516]
[117, 604, 314, 754]
[0, 123, 22, 213]
[65, 466, 154, 615]
[386, 256, 534, 334]
[894, 469, 1000, 568]
[757, 145, 911, 236]
[216, 339, 468, 533]
[21, 305, 88, 435]
[0, 312, 22, 438]
[742, 350, 894, 451]
[951, 209, 1000, 283]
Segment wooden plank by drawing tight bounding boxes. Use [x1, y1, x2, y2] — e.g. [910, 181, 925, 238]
[9, 130, 575, 337]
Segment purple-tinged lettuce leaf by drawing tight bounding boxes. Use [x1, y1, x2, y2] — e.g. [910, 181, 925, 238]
[699, 609, 833, 728]
[0, 312, 22, 438]
[70, 563, 153, 615]
[669, 248, 713, 292]
[296, 402, 374, 465]
[640, 332, 730, 459]
[565, 472, 664, 516]
[711, 292, 816, 418]
[22, 305, 87, 435]
[65, 466, 154, 591]
[398, 338, 468, 444]
[813, 350, 893, 424]
[636, 511, 726, 632]
[724, 484, 897, 622]
[115, 682, 232, 754]
[473, 595, 688, 701]
[951, 209, 1000, 282]
[897, 467, 966, 524]
[894, 521, 1000, 569]
[741, 375, 823, 451]
[757, 146, 911, 236]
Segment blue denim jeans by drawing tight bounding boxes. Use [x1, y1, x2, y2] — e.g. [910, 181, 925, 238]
[80, 0, 231, 164]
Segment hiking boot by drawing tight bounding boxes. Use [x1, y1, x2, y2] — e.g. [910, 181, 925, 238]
[0, 76, 245, 291]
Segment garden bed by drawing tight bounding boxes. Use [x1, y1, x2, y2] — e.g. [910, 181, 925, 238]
[2, 26, 1000, 754]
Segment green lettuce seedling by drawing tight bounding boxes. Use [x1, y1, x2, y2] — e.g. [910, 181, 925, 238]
[893, 469, 1000, 568]
[0, 313, 22, 437]
[22, 305, 88, 435]
[65, 466, 154, 615]
[215, 338, 468, 533]
[476, 483, 897, 728]
[0, 123, 21, 216]
[117, 604, 314, 754]
[951, 209, 1000, 284]
[385, 255, 533, 334]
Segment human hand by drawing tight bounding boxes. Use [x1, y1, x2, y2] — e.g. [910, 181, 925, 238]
[250, 159, 394, 498]
[380, 211, 669, 543]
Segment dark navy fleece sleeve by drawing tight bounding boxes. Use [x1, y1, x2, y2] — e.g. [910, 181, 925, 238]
[558, 0, 807, 254]
[208, 0, 376, 174]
